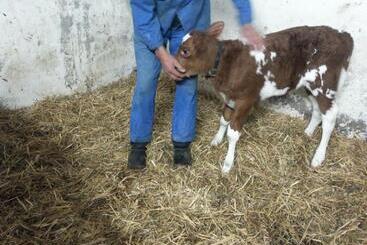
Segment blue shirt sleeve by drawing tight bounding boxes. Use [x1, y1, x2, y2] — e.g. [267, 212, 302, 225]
[130, 0, 164, 51]
[232, 0, 253, 25]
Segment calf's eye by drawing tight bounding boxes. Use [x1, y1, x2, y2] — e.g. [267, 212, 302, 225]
[181, 48, 191, 58]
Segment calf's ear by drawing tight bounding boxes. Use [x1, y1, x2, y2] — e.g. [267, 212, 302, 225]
[206, 21, 224, 38]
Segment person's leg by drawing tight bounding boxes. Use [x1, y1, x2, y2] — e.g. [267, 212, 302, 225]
[130, 35, 161, 143]
[168, 20, 199, 165]
[169, 23, 198, 144]
[129, 34, 161, 169]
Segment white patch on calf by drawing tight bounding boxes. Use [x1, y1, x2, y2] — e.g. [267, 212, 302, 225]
[297, 65, 328, 96]
[310, 87, 323, 97]
[318, 65, 327, 86]
[265, 70, 274, 79]
[250, 50, 265, 64]
[250, 50, 266, 74]
[182, 33, 192, 43]
[312, 48, 318, 56]
[297, 69, 318, 89]
[325, 89, 336, 99]
[222, 125, 240, 173]
[270, 52, 277, 61]
[227, 100, 235, 109]
[220, 92, 235, 109]
[260, 71, 289, 100]
[260, 81, 289, 100]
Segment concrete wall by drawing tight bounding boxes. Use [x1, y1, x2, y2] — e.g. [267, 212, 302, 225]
[0, 0, 134, 107]
[0, 0, 366, 138]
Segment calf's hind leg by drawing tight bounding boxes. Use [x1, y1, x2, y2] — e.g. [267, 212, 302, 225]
[311, 97, 338, 167]
[305, 95, 322, 137]
[211, 106, 233, 146]
[222, 99, 254, 173]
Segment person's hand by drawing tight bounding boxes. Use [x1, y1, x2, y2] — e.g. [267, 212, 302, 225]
[155, 46, 186, 81]
[240, 24, 265, 50]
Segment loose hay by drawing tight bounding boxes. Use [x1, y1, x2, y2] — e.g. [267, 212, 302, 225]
[1, 74, 366, 244]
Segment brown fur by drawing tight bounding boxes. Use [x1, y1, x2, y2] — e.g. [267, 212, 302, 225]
[177, 25, 353, 129]
[177, 23, 354, 170]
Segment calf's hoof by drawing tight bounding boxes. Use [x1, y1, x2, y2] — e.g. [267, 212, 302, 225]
[311, 150, 325, 168]
[304, 127, 315, 137]
[210, 135, 223, 146]
[221, 159, 233, 174]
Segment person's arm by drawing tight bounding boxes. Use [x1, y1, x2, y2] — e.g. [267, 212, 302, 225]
[232, 0, 252, 25]
[130, 0, 164, 51]
[232, 0, 264, 50]
[130, 0, 185, 80]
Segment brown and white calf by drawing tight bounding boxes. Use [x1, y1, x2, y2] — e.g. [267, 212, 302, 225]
[176, 22, 354, 173]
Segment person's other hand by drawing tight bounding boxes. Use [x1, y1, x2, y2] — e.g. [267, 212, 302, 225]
[155, 47, 186, 81]
[240, 24, 265, 50]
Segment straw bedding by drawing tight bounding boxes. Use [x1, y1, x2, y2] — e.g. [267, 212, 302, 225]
[1, 74, 366, 244]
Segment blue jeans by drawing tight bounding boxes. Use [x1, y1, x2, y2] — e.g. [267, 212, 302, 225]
[130, 21, 203, 143]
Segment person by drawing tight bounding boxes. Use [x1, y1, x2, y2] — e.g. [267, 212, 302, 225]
[128, 0, 264, 169]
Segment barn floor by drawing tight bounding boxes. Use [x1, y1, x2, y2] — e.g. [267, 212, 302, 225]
[1, 75, 366, 244]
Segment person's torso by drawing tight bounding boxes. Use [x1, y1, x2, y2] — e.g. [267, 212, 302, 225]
[155, 0, 210, 36]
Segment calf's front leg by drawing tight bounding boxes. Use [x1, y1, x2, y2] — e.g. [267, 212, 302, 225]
[222, 99, 254, 173]
[211, 106, 233, 146]
[222, 124, 240, 173]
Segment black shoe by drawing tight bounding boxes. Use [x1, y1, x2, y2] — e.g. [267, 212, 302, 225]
[173, 141, 192, 166]
[128, 142, 148, 169]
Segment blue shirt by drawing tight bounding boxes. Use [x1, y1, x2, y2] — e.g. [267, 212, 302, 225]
[130, 0, 253, 51]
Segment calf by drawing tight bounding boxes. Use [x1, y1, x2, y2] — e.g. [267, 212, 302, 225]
[176, 22, 354, 173]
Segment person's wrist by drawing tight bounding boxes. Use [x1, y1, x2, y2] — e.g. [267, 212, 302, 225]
[155, 46, 167, 60]
[242, 24, 255, 36]
[242, 23, 252, 30]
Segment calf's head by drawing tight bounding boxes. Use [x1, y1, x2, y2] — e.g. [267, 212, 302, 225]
[176, 21, 225, 77]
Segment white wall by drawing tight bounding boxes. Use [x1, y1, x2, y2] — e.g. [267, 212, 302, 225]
[0, 0, 366, 137]
[0, 0, 134, 107]
[212, 0, 367, 138]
